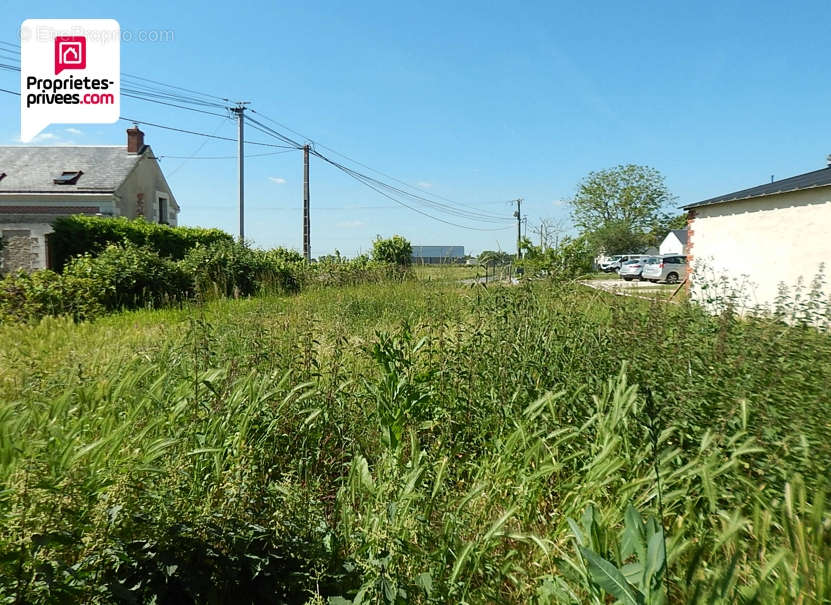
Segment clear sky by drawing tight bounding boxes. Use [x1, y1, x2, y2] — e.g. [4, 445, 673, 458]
[1, 0, 830, 256]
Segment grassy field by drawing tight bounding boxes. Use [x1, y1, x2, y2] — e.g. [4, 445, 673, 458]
[0, 278, 829, 603]
[412, 264, 483, 282]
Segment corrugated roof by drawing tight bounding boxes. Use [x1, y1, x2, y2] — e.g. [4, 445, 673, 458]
[683, 166, 831, 210]
[0, 146, 143, 193]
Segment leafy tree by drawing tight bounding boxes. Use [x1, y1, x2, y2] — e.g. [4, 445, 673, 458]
[570, 165, 676, 255]
[518, 234, 593, 278]
[372, 235, 412, 267]
[645, 212, 687, 247]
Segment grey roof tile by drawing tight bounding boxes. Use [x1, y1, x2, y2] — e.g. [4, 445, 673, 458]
[0, 146, 142, 193]
[683, 166, 831, 210]
[670, 229, 688, 245]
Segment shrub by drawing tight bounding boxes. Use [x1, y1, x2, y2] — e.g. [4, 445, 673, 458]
[181, 241, 299, 299]
[0, 269, 102, 322]
[301, 254, 409, 288]
[49, 215, 233, 272]
[264, 246, 304, 265]
[518, 234, 594, 278]
[372, 235, 412, 267]
[64, 243, 191, 310]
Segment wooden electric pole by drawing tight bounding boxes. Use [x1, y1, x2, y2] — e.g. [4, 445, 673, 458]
[303, 144, 311, 261]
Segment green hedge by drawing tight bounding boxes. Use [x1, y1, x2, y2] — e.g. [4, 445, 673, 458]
[64, 243, 193, 310]
[0, 240, 410, 324]
[49, 216, 234, 272]
[0, 269, 102, 323]
[181, 241, 300, 299]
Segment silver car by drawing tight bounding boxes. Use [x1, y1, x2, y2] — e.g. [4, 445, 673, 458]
[642, 254, 687, 283]
[619, 257, 651, 281]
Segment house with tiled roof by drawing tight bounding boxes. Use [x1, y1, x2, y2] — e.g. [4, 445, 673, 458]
[683, 158, 831, 310]
[0, 126, 178, 272]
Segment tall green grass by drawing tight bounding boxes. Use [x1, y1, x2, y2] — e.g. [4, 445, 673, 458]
[0, 278, 828, 603]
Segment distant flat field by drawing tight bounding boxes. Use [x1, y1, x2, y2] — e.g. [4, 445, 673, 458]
[413, 264, 483, 281]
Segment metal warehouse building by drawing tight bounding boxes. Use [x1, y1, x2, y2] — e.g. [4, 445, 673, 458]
[411, 245, 465, 264]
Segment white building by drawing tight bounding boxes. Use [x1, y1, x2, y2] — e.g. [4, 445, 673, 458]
[659, 229, 687, 255]
[684, 160, 831, 311]
[0, 127, 178, 272]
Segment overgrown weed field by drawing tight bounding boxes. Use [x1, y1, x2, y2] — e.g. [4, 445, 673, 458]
[412, 264, 482, 282]
[1, 278, 829, 603]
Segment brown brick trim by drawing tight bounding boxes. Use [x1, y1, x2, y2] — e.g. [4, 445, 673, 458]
[685, 209, 696, 293]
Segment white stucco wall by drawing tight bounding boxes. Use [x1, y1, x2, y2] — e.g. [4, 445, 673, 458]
[688, 186, 831, 311]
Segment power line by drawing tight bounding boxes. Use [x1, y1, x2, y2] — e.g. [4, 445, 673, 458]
[0, 41, 520, 232]
[165, 116, 228, 178]
[121, 87, 228, 109]
[245, 115, 511, 223]
[0, 39, 229, 105]
[0, 89, 295, 151]
[249, 107, 515, 217]
[121, 92, 230, 118]
[121, 72, 228, 102]
[310, 150, 511, 223]
[244, 115, 304, 149]
[242, 112, 515, 230]
[192, 205, 410, 211]
[157, 149, 295, 160]
[311, 151, 513, 232]
[117, 117, 296, 149]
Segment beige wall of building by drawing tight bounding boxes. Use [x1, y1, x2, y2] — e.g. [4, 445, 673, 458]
[116, 151, 179, 225]
[688, 186, 831, 311]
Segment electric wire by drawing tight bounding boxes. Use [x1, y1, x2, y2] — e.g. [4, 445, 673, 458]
[242, 114, 514, 229]
[117, 117, 295, 149]
[249, 107, 515, 216]
[157, 149, 295, 160]
[0, 41, 518, 232]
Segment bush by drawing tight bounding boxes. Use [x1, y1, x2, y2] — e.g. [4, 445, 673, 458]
[181, 241, 299, 299]
[372, 235, 412, 267]
[64, 243, 191, 311]
[264, 246, 304, 265]
[299, 254, 410, 288]
[49, 215, 233, 272]
[519, 234, 594, 278]
[0, 269, 102, 322]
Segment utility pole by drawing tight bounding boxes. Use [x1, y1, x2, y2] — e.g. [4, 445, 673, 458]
[230, 102, 249, 241]
[303, 144, 311, 261]
[513, 198, 523, 260]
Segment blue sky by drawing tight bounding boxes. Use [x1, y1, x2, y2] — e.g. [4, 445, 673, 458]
[2, 0, 830, 256]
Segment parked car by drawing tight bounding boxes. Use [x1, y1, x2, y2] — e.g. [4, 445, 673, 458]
[600, 255, 624, 272]
[642, 254, 687, 283]
[619, 257, 652, 281]
[601, 254, 649, 273]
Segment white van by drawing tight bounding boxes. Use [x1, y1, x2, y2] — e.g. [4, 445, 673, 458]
[603, 254, 650, 273]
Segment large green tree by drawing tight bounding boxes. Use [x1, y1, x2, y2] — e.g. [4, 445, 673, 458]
[570, 164, 676, 254]
[372, 235, 412, 266]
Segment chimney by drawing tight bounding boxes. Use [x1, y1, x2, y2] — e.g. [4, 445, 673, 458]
[826, 153, 831, 168]
[127, 125, 145, 154]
